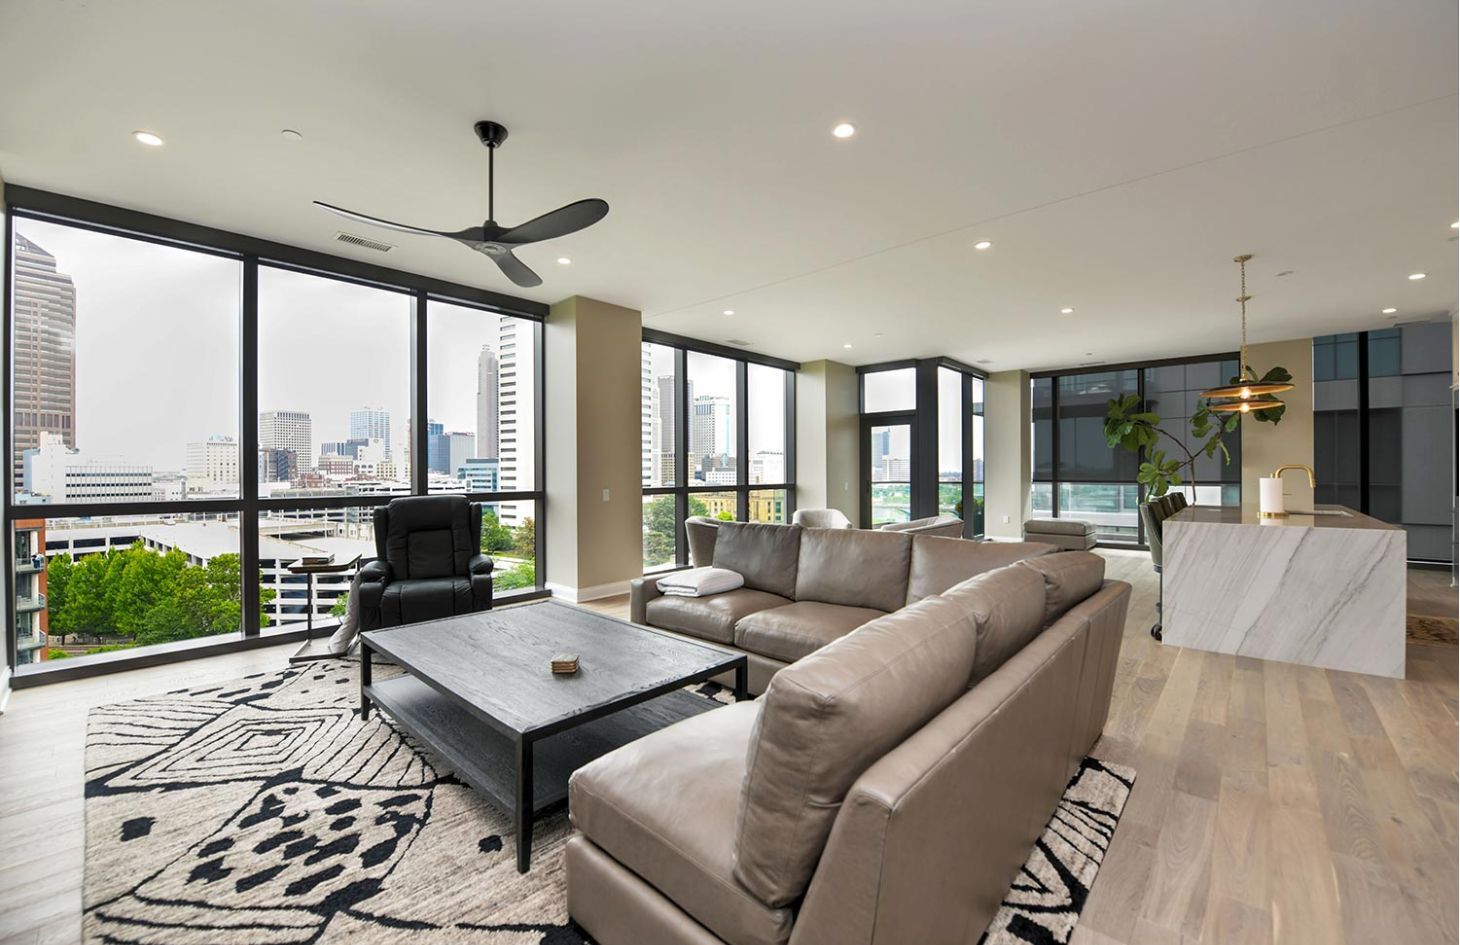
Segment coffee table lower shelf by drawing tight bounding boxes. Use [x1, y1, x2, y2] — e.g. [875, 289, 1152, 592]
[363, 674, 716, 870]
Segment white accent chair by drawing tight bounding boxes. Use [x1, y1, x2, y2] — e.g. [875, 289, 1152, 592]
[791, 508, 853, 529]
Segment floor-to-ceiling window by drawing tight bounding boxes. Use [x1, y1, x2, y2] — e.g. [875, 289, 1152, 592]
[859, 359, 985, 536]
[5, 198, 547, 672]
[640, 331, 796, 571]
[1314, 323, 1453, 564]
[1032, 355, 1241, 545]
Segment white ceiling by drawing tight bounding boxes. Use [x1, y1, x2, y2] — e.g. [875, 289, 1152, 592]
[1, 0, 1454, 370]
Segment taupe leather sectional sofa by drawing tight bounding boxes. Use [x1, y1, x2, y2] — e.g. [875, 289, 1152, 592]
[571, 538, 1131, 945]
[631, 522, 1058, 693]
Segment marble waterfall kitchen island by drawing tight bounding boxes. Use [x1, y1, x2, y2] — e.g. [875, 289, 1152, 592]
[1163, 505, 1407, 678]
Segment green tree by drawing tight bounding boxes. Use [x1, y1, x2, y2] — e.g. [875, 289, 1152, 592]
[59, 551, 118, 639]
[480, 508, 514, 553]
[113, 544, 187, 639]
[45, 554, 74, 644]
[495, 560, 536, 591]
[642, 495, 710, 565]
[511, 517, 536, 559]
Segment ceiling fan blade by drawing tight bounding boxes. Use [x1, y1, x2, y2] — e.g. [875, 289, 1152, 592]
[498, 198, 610, 245]
[313, 201, 474, 240]
[492, 251, 543, 288]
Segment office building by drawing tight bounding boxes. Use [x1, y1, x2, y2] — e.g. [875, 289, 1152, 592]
[10, 233, 76, 490]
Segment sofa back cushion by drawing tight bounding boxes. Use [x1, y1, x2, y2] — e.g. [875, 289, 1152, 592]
[794, 528, 912, 612]
[382, 495, 475, 580]
[1019, 551, 1106, 624]
[734, 593, 978, 907]
[905, 537, 1057, 605]
[712, 522, 801, 599]
[943, 564, 1048, 685]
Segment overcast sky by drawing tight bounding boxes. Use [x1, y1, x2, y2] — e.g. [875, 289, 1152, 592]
[18, 218, 521, 471]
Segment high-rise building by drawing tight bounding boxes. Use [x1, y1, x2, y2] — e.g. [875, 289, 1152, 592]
[11, 233, 77, 490]
[426, 420, 448, 473]
[641, 346, 653, 487]
[476, 347, 500, 460]
[458, 457, 499, 492]
[14, 519, 48, 665]
[348, 408, 391, 457]
[690, 395, 733, 479]
[652, 374, 687, 486]
[496, 317, 535, 525]
[258, 448, 298, 483]
[259, 410, 312, 470]
[185, 434, 240, 492]
[447, 432, 475, 478]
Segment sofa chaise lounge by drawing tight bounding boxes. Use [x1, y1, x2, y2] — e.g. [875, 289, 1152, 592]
[571, 549, 1132, 945]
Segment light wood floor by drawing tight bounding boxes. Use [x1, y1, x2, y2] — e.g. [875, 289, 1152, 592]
[0, 553, 1453, 945]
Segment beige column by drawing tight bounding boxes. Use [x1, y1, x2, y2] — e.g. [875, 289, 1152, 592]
[1239, 338, 1315, 514]
[543, 297, 645, 600]
[983, 370, 1031, 539]
[795, 359, 860, 524]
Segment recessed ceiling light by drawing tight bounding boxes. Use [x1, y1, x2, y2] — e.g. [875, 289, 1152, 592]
[1451, 222, 1458, 229]
[1381, 307, 1397, 314]
[722, 309, 735, 316]
[132, 130, 164, 147]
[973, 240, 993, 250]
[1408, 272, 1426, 280]
[556, 257, 571, 266]
[843, 343, 853, 349]
[1275, 270, 1295, 278]
[832, 122, 856, 139]
[281, 129, 303, 141]
[1060, 307, 1075, 315]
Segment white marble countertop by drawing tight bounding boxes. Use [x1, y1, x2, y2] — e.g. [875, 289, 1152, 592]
[1166, 503, 1401, 531]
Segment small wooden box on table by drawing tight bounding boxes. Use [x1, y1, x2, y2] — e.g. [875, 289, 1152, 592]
[359, 600, 747, 872]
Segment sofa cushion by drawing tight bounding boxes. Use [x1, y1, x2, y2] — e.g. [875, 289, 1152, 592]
[1019, 551, 1106, 624]
[379, 576, 472, 626]
[794, 528, 912, 613]
[734, 593, 979, 907]
[713, 523, 802, 600]
[571, 702, 792, 945]
[734, 601, 886, 663]
[905, 536, 1057, 605]
[943, 564, 1048, 685]
[646, 588, 792, 645]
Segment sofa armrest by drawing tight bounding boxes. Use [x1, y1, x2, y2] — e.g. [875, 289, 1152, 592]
[468, 553, 495, 576]
[629, 576, 663, 625]
[355, 559, 392, 632]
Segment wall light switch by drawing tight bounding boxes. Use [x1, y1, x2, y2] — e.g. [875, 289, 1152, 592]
[1001, 515, 1010, 524]
[602, 489, 611, 502]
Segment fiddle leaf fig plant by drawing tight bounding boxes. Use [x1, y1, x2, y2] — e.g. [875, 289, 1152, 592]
[1102, 373, 1284, 498]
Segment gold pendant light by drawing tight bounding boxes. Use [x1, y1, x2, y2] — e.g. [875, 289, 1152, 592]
[1201, 253, 1294, 412]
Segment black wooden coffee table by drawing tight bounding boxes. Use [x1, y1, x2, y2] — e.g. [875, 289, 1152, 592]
[358, 600, 747, 872]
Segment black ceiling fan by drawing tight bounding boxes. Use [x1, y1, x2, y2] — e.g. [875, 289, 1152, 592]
[314, 120, 608, 288]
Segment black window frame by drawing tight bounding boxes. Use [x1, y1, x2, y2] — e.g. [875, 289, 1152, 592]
[640, 329, 798, 570]
[1031, 351, 1241, 548]
[856, 357, 987, 537]
[3, 187, 549, 684]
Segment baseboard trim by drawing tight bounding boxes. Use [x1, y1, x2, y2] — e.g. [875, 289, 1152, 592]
[546, 580, 632, 603]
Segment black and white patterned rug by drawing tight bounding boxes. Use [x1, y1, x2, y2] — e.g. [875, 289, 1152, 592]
[84, 662, 1133, 945]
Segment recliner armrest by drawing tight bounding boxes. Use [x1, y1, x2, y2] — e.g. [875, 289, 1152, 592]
[629, 577, 662, 625]
[358, 558, 393, 584]
[468, 553, 495, 576]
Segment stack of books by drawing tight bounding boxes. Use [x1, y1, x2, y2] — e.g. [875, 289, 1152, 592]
[550, 653, 580, 675]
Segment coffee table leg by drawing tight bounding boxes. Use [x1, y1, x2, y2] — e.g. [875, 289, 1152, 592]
[515, 737, 534, 873]
[734, 660, 749, 702]
[359, 639, 372, 721]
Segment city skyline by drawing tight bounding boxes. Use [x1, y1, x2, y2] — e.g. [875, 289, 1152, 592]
[13, 221, 533, 486]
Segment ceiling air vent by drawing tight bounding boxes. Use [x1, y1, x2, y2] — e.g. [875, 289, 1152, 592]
[333, 231, 394, 253]
[725, 339, 753, 347]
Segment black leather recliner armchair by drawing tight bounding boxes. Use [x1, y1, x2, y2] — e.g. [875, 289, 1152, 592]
[356, 495, 494, 631]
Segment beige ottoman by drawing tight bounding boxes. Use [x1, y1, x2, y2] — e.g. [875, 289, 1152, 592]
[1022, 518, 1097, 550]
